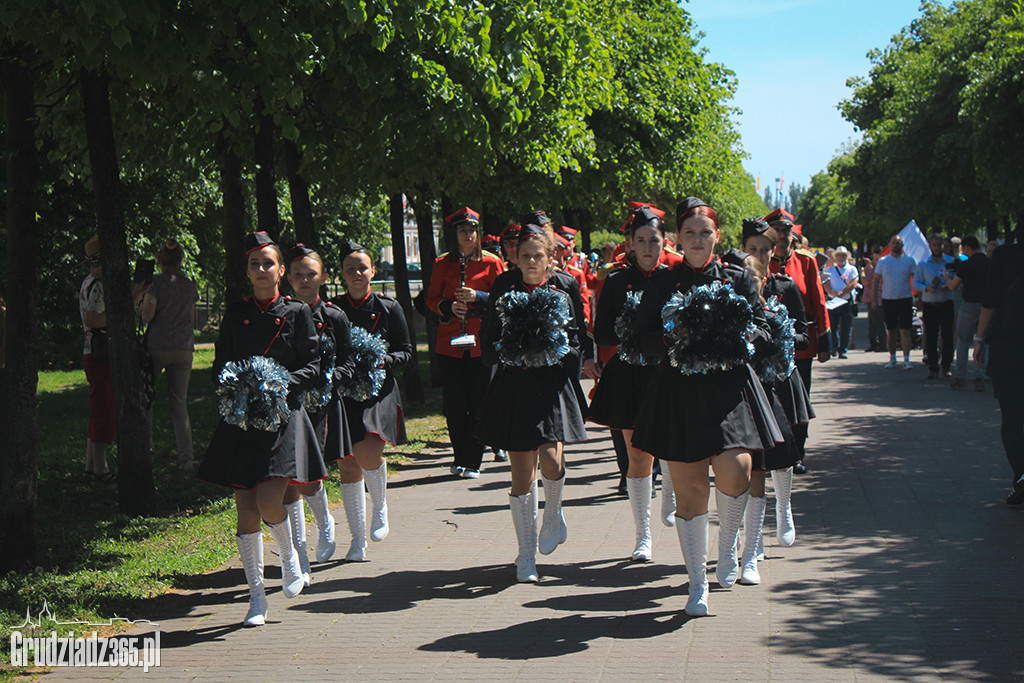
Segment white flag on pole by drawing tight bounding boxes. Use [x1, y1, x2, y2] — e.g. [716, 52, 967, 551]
[898, 220, 930, 264]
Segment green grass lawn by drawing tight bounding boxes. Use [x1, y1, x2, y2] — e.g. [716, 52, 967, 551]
[0, 344, 445, 669]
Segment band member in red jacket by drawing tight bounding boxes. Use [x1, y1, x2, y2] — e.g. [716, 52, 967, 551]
[427, 207, 506, 479]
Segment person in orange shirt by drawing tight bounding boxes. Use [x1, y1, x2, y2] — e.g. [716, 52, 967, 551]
[427, 207, 506, 479]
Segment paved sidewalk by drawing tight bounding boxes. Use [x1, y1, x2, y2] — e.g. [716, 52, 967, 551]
[52, 331, 1016, 681]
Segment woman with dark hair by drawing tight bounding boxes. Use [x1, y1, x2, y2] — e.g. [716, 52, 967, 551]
[427, 207, 505, 479]
[632, 198, 781, 616]
[738, 220, 812, 584]
[281, 244, 356, 579]
[140, 239, 199, 468]
[476, 224, 588, 583]
[589, 205, 670, 562]
[196, 231, 326, 626]
[333, 242, 412, 560]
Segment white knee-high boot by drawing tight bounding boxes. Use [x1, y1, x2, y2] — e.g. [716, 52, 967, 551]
[627, 475, 653, 562]
[740, 495, 767, 585]
[538, 473, 568, 555]
[303, 484, 336, 562]
[509, 490, 539, 582]
[341, 481, 367, 561]
[236, 532, 267, 626]
[285, 499, 311, 587]
[267, 519, 305, 598]
[675, 513, 709, 616]
[715, 487, 750, 589]
[660, 460, 676, 527]
[363, 464, 389, 542]
[771, 468, 796, 546]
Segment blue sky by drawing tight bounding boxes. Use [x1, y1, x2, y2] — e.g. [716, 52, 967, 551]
[684, 0, 931, 198]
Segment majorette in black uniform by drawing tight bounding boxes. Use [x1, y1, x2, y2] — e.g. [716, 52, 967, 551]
[475, 220, 589, 584]
[588, 231, 665, 429]
[333, 278, 412, 448]
[197, 250, 327, 490]
[196, 231, 323, 626]
[631, 198, 783, 617]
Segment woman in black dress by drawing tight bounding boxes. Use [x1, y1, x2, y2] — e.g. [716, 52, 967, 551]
[476, 225, 588, 582]
[632, 199, 781, 616]
[737, 220, 812, 585]
[333, 242, 411, 560]
[281, 244, 356, 581]
[589, 206, 668, 562]
[196, 231, 327, 626]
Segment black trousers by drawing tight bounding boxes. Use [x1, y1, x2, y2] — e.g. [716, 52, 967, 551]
[439, 353, 491, 470]
[921, 300, 954, 372]
[792, 357, 814, 463]
[1000, 397, 1024, 481]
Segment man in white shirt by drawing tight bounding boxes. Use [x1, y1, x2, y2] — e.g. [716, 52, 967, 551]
[872, 235, 918, 369]
[822, 246, 859, 358]
[913, 234, 955, 378]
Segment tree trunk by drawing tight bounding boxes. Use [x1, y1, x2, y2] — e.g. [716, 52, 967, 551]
[254, 107, 280, 240]
[0, 39, 39, 571]
[480, 205, 504, 240]
[218, 137, 249, 304]
[410, 190, 440, 387]
[80, 67, 155, 515]
[577, 208, 593, 253]
[285, 141, 316, 247]
[389, 193, 424, 402]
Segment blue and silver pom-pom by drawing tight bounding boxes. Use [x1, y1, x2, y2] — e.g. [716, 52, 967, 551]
[661, 280, 756, 375]
[344, 326, 388, 402]
[495, 287, 571, 368]
[217, 355, 292, 431]
[753, 295, 796, 383]
[615, 290, 650, 366]
[299, 333, 335, 413]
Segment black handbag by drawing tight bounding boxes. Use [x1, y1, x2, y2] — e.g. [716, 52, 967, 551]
[91, 328, 110, 364]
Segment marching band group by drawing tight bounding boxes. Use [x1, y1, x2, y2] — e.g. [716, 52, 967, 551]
[195, 197, 832, 624]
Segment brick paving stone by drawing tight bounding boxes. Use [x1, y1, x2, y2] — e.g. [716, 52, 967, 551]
[41, 319, 1024, 681]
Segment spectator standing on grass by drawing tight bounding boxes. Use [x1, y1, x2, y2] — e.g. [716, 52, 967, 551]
[821, 246, 858, 359]
[946, 236, 989, 391]
[873, 234, 917, 370]
[914, 234, 955, 379]
[974, 234, 1024, 506]
[140, 240, 199, 468]
[79, 235, 116, 483]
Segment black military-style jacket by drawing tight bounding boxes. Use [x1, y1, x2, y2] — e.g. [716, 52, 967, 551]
[332, 292, 412, 372]
[764, 273, 810, 350]
[211, 294, 320, 396]
[310, 298, 356, 391]
[593, 263, 666, 348]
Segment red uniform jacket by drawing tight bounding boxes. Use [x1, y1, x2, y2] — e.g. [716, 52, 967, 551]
[769, 249, 831, 359]
[427, 251, 505, 358]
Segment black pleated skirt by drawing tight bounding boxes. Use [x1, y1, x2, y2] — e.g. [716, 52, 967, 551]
[587, 355, 657, 430]
[631, 362, 783, 463]
[772, 368, 815, 425]
[310, 394, 354, 461]
[476, 363, 588, 451]
[343, 376, 407, 446]
[197, 408, 328, 489]
[752, 383, 799, 471]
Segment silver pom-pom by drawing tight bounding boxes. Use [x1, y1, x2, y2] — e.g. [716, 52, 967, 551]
[661, 281, 755, 375]
[300, 333, 335, 413]
[495, 287, 572, 368]
[217, 355, 292, 431]
[753, 295, 796, 383]
[615, 290, 650, 366]
[344, 327, 388, 402]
